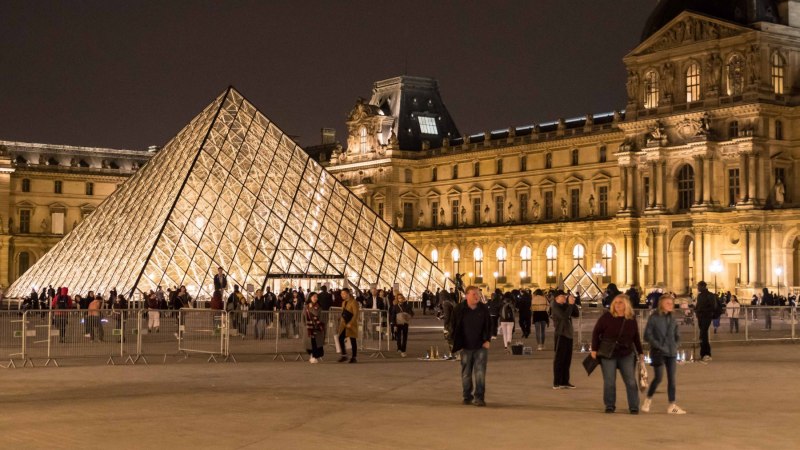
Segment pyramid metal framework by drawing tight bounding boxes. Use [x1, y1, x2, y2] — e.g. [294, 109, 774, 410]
[7, 88, 449, 299]
[562, 264, 603, 302]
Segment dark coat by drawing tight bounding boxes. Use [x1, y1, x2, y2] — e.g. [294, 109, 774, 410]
[451, 302, 492, 353]
[695, 289, 717, 320]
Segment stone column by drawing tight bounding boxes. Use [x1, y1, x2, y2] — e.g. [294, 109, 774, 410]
[661, 229, 669, 287]
[624, 231, 638, 288]
[702, 156, 712, 204]
[693, 156, 703, 205]
[739, 153, 749, 203]
[648, 162, 657, 209]
[747, 153, 757, 203]
[658, 161, 667, 209]
[654, 228, 665, 285]
[646, 229, 656, 286]
[748, 225, 760, 287]
[741, 226, 751, 285]
[628, 166, 636, 211]
[620, 166, 628, 211]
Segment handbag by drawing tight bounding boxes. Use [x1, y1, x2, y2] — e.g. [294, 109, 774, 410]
[396, 305, 412, 325]
[582, 354, 600, 375]
[637, 358, 650, 392]
[341, 309, 354, 323]
[597, 318, 626, 359]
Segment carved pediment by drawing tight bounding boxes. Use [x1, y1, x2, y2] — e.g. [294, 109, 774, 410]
[632, 12, 748, 56]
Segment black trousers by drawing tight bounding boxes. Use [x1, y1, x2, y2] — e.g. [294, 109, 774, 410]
[519, 315, 531, 337]
[395, 324, 409, 352]
[698, 317, 712, 357]
[338, 330, 358, 358]
[553, 335, 573, 386]
[490, 315, 499, 336]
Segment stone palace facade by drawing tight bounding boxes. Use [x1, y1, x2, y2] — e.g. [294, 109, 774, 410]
[310, 1, 800, 298]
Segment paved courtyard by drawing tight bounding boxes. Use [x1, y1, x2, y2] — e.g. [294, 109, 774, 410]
[2, 316, 798, 450]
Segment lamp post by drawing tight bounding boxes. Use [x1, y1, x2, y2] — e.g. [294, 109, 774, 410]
[775, 266, 783, 298]
[468, 272, 474, 286]
[709, 260, 723, 293]
[493, 271, 499, 290]
[591, 262, 606, 284]
[519, 271, 526, 286]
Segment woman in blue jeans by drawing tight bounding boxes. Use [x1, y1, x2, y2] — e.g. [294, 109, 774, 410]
[643, 294, 687, 414]
[591, 294, 644, 414]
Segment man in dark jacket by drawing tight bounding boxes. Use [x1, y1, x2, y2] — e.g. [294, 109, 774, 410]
[213, 267, 228, 293]
[694, 281, 717, 362]
[451, 285, 492, 407]
[551, 292, 580, 389]
[517, 290, 532, 339]
[761, 288, 774, 330]
[317, 286, 333, 311]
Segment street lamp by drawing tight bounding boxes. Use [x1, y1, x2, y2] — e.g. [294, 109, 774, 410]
[468, 272, 474, 286]
[775, 266, 783, 297]
[709, 260, 723, 293]
[519, 271, 527, 285]
[493, 271, 499, 290]
[548, 271, 554, 289]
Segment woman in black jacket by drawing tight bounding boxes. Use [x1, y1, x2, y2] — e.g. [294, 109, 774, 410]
[591, 294, 644, 414]
[390, 294, 414, 357]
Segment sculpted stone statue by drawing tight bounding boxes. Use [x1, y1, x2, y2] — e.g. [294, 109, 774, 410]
[775, 179, 786, 206]
[396, 212, 403, 229]
[460, 205, 467, 225]
[507, 202, 514, 223]
[417, 210, 424, 227]
[617, 192, 624, 211]
[588, 195, 596, 216]
[532, 200, 540, 221]
[439, 207, 445, 225]
[662, 62, 675, 101]
[483, 205, 491, 224]
[560, 198, 568, 218]
[747, 44, 761, 86]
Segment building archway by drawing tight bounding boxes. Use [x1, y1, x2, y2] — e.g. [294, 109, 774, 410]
[669, 231, 695, 295]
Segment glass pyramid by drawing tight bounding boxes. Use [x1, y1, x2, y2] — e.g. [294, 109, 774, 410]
[7, 88, 449, 300]
[562, 264, 602, 302]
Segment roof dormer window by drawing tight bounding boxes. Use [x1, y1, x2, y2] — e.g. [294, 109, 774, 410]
[419, 116, 438, 135]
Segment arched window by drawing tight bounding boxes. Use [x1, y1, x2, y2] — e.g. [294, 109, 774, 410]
[359, 127, 368, 153]
[771, 52, 785, 95]
[496, 247, 507, 277]
[601, 243, 614, 275]
[473, 247, 483, 278]
[776, 120, 784, 140]
[571, 149, 579, 166]
[729, 121, 739, 139]
[452, 248, 461, 275]
[18, 252, 30, 277]
[431, 249, 439, 268]
[572, 244, 585, 267]
[546, 245, 558, 277]
[644, 70, 659, 109]
[520, 246, 532, 279]
[686, 63, 701, 102]
[677, 164, 695, 211]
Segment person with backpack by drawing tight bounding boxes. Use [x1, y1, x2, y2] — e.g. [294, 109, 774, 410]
[531, 289, 549, 351]
[498, 296, 516, 352]
[51, 287, 73, 343]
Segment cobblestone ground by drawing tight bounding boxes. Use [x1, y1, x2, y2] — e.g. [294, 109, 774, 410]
[2, 316, 798, 449]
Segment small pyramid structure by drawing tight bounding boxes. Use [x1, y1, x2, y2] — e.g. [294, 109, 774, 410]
[7, 88, 449, 299]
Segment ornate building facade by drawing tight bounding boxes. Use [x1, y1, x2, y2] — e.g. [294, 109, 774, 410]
[0, 141, 152, 289]
[315, 1, 800, 298]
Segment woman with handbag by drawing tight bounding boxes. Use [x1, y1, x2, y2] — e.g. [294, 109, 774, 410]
[643, 294, 686, 414]
[391, 294, 414, 357]
[337, 288, 360, 363]
[591, 294, 644, 414]
[304, 292, 326, 363]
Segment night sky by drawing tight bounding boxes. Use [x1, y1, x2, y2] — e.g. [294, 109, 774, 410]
[0, 0, 656, 150]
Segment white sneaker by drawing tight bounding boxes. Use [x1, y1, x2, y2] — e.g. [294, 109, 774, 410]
[667, 404, 687, 415]
[537, 345, 543, 351]
[310, 357, 319, 364]
[701, 356, 712, 362]
[641, 397, 652, 413]
[401, 352, 407, 358]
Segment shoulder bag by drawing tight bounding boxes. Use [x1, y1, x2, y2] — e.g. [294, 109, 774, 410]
[597, 318, 626, 359]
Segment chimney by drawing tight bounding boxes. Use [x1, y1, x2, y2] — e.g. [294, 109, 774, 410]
[321, 128, 336, 145]
[778, 0, 800, 27]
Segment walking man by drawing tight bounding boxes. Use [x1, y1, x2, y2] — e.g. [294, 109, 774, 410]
[551, 292, 579, 389]
[451, 285, 491, 406]
[695, 281, 716, 362]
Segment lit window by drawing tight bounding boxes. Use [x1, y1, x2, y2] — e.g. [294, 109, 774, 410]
[496, 247, 507, 277]
[686, 63, 701, 102]
[677, 164, 694, 211]
[644, 70, 659, 109]
[473, 247, 483, 277]
[419, 116, 438, 135]
[452, 248, 461, 274]
[572, 244, 585, 266]
[772, 52, 785, 95]
[359, 127, 367, 153]
[431, 249, 439, 267]
[545, 245, 557, 276]
[601, 243, 613, 275]
[520, 246, 532, 279]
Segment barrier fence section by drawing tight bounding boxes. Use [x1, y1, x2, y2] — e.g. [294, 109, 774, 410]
[0, 306, 796, 367]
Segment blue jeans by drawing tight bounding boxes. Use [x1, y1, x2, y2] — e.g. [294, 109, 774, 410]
[534, 321, 546, 346]
[461, 348, 488, 401]
[647, 356, 677, 403]
[600, 352, 640, 411]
